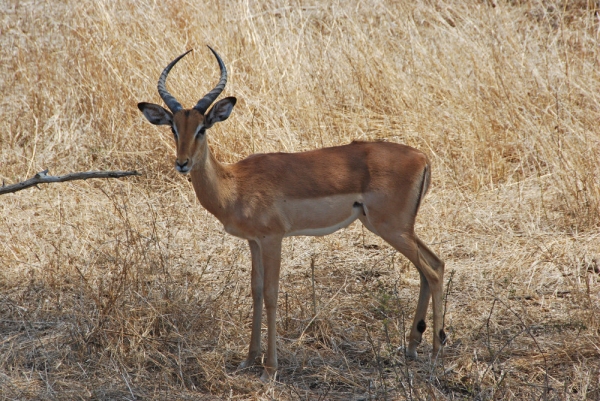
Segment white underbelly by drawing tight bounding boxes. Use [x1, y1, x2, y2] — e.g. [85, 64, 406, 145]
[281, 194, 363, 237]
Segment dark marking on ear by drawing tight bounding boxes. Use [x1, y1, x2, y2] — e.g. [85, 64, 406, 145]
[439, 329, 447, 344]
[138, 102, 173, 126]
[417, 319, 426, 333]
[148, 117, 164, 125]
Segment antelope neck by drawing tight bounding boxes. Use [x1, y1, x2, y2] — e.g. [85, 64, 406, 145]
[189, 144, 234, 219]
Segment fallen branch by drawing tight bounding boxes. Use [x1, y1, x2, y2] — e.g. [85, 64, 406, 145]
[0, 169, 141, 195]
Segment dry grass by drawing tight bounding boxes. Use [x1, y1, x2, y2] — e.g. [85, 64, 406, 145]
[1, 0, 599, 399]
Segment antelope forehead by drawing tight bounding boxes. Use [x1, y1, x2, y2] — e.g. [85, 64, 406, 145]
[173, 109, 205, 136]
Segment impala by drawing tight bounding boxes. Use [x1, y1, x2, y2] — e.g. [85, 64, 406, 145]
[138, 46, 446, 381]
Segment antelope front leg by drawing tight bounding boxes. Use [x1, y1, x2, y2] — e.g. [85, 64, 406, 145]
[238, 240, 264, 370]
[258, 236, 283, 382]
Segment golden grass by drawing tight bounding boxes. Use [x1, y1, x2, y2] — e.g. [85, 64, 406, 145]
[1, 0, 599, 399]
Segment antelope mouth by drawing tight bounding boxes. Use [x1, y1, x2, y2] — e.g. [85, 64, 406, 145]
[175, 164, 191, 174]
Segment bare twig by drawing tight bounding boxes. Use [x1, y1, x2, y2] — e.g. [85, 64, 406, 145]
[311, 256, 317, 318]
[0, 169, 141, 195]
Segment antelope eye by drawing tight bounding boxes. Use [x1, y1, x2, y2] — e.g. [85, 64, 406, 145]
[171, 127, 177, 138]
[196, 127, 206, 138]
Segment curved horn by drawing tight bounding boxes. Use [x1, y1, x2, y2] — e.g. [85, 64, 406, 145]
[157, 49, 193, 114]
[194, 46, 227, 114]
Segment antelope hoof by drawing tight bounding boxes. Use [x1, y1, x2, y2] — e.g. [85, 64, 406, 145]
[433, 344, 445, 359]
[406, 350, 418, 360]
[237, 359, 254, 371]
[398, 345, 418, 360]
[260, 367, 277, 383]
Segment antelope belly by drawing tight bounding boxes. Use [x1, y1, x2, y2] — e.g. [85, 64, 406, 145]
[282, 194, 363, 237]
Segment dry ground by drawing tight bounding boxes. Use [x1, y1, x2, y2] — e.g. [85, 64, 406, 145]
[1, 0, 599, 399]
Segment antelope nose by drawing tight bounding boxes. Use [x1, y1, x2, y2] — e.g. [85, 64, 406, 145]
[175, 159, 190, 173]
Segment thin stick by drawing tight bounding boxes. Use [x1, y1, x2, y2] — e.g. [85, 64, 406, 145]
[311, 257, 317, 318]
[285, 292, 289, 331]
[297, 276, 347, 344]
[0, 169, 141, 195]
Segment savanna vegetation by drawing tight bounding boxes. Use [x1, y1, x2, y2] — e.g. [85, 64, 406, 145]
[1, 0, 599, 399]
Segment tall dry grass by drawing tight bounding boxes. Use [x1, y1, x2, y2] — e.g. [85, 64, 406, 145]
[1, 0, 599, 399]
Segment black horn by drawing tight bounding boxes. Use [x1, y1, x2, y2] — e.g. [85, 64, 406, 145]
[194, 46, 228, 115]
[157, 49, 193, 114]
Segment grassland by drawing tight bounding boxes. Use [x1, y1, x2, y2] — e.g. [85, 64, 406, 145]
[1, 0, 599, 399]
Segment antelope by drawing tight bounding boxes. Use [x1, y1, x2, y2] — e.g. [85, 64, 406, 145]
[138, 46, 446, 381]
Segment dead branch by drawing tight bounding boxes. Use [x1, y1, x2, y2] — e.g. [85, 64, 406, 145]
[0, 169, 141, 195]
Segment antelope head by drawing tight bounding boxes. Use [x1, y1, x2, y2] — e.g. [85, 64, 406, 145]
[138, 47, 237, 174]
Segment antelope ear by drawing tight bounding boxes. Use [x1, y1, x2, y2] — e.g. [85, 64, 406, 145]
[204, 97, 237, 128]
[138, 102, 173, 125]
